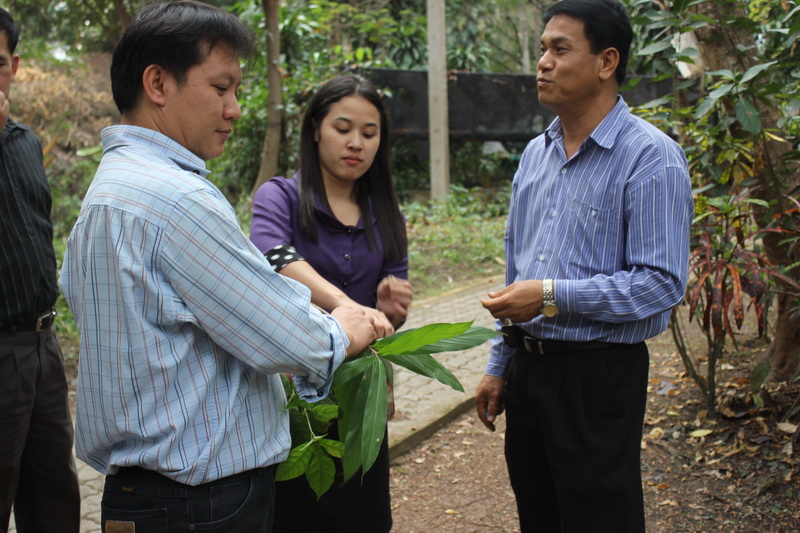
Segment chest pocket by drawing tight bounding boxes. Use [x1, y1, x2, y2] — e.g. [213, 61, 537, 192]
[564, 198, 622, 275]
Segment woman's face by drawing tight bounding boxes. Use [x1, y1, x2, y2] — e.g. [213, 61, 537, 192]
[315, 95, 381, 188]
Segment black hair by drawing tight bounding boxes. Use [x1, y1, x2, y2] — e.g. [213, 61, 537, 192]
[0, 8, 19, 55]
[543, 0, 632, 85]
[110, 0, 256, 114]
[298, 74, 407, 262]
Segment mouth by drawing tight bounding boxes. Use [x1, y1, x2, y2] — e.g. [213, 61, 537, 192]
[343, 157, 362, 165]
[218, 129, 232, 140]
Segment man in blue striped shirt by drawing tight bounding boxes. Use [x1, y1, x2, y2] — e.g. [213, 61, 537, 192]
[60, 2, 379, 532]
[475, 1, 693, 531]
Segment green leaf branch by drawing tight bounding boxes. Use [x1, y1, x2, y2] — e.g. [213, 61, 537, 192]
[275, 320, 498, 498]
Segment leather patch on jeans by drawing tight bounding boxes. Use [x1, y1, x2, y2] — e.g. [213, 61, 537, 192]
[105, 521, 135, 533]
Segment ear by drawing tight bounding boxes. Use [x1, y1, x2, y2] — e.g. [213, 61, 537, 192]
[598, 47, 620, 83]
[141, 64, 171, 107]
[10, 55, 18, 79]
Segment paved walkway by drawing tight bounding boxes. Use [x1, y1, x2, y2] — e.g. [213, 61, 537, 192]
[10, 276, 504, 533]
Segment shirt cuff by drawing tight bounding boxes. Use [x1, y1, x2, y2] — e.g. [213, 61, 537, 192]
[293, 314, 349, 402]
[485, 330, 513, 377]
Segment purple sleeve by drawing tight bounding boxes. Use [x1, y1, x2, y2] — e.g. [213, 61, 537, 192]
[250, 177, 296, 255]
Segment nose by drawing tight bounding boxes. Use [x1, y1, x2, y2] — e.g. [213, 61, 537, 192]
[347, 134, 363, 150]
[538, 50, 553, 72]
[224, 94, 242, 121]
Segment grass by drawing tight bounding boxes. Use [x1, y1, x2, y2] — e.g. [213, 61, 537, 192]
[404, 184, 510, 299]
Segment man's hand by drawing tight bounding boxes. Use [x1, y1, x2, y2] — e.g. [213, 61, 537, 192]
[361, 306, 394, 339]
[475, 374, 506, 432]
[377, 275, 413, 327]
[0, 91, 9, 127]
[480, 280, 542, 323]
[331, 305, 378, 357]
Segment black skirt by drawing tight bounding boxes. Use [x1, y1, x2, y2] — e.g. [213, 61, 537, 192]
[272, 424, 392, 533]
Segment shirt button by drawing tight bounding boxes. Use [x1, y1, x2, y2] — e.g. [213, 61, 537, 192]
[538, 254, 545, 261]
[551, 210, 557, 217]
[343, 254, 351, 260]
[342, 282, 349, 288]
[346, 229, 353, 235]
[317, 390, 324, 397]
[561, 168, 567, 174]
[591, 210, 597, 217]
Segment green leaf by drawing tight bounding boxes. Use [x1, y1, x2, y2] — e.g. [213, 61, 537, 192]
[636, 41, 672, 56]
[373, 321, 473, 355]
[306, 444, 336, 500]
[708, 83, 734, 100]
[319, 438, 344, 459]
[740, 61, 777, 84]
[341, 356, 387, 483]
[383, 353, 464, 392]
[736, 98, 762, 134]
[401, 326, 498, 356]
[332, 356, 374, 388]
[308, 403, 339, 423]
[707, 69, 735, 80]
[275, 442, 313, 481]
[694, 96, 717, 119]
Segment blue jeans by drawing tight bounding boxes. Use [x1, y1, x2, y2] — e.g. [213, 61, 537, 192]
[101, 466, 275, 533]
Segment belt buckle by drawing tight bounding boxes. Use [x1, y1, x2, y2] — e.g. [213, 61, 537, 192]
[35, 309, 56, 332]
[523, 336, 545, 355]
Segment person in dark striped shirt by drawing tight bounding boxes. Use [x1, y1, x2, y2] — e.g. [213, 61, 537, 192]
[0, 7, 80, 533]
[475, 1, 693, 532]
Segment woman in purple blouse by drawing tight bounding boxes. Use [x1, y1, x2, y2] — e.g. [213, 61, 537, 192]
[250, 75, 412, 533]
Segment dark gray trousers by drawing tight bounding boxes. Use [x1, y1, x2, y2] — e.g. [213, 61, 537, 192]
[504, 342, 649, 533]
[0, 328, 80, 533]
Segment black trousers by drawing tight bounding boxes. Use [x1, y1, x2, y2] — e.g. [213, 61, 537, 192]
[0, 328, 81, 533]
[102, 466, 276, 533]
[504, 342, 649, 533]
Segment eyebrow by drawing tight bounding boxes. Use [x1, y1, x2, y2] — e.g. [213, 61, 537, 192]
[332, 116, 379, 128]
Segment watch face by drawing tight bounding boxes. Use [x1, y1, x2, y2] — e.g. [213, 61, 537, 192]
[542, 303, 559, 317]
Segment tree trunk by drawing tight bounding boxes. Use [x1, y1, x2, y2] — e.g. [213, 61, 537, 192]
[691, 0, 800, 381]
[251, 0, 282, 199]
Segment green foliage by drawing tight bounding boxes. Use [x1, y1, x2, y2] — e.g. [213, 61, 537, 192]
[275, 321, 498, 498]
[404, 184, 510, 298]
[630, 0, 800, 412]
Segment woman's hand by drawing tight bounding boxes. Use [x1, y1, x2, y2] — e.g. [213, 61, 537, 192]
[377, 275, 413, 328]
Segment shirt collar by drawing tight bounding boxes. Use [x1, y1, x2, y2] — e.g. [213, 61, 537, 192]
[101, 125, 211, 178]
[0, 117, 24, 144]
[544, 96, 630, 151]
[290, 170, 377, 230]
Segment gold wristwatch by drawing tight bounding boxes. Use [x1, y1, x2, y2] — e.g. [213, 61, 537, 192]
[541, 279, 559, 317]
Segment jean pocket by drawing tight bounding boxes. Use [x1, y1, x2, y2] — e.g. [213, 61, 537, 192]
[101, 505, 167, 533]
[194, 471, 273, 532]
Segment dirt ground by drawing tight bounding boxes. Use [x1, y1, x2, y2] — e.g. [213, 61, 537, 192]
[389, 328, 800, 532]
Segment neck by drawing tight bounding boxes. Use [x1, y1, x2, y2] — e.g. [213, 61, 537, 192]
[554, 92, 618, 159]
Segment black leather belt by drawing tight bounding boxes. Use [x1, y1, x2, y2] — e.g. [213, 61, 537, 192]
[505, 325, 618, 355]
[0, 308, 57, 334]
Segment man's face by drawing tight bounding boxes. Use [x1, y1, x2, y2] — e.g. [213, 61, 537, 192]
[161, 45, 242, 162]
[536, 14, 604, 115]
[0, 32, 19, 99]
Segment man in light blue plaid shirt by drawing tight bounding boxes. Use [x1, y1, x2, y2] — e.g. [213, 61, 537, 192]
[60, 2, 379, 532]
